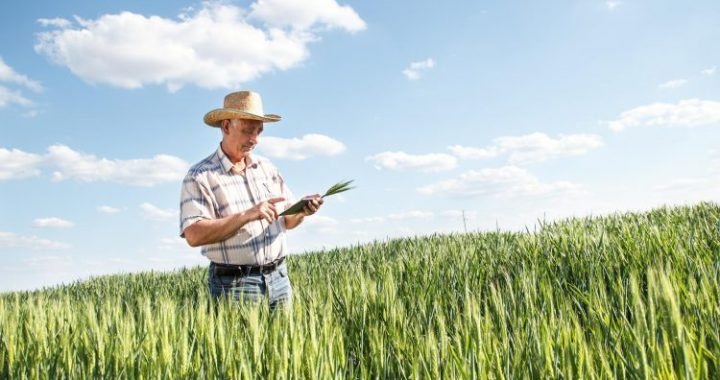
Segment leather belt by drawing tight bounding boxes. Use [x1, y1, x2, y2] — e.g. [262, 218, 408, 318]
[212, 256, 285, 276]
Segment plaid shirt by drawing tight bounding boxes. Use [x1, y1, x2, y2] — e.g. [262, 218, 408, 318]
[179, 145, 295, 265]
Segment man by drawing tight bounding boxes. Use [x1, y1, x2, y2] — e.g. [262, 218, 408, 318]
[179, 90, 322, 309]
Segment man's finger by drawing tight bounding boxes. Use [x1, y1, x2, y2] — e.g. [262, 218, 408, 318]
[263, 210, 274, 223]
[268, 197, 285, 204]
[268, 203, 278, 220]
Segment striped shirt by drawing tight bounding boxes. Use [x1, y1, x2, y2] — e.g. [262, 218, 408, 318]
[179, 145, 296, 265]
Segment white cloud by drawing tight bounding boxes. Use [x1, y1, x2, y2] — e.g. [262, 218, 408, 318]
[33, 217, 74, 228]
[607, 99, 720, 132]
[258, 134, 346, 160]
[402, 58, 435, 80]
[250, 0, 366, 32]
[605, 1, 622, 10]
[0, 147, 43, 180]
[496, 133, 603, 165]
[417, 166, 582, 198]
[0, 56, 43, 92]
[0, 56, 42, 112]
[366, 151, 457, 172]
[46, 144, 189, 186]
[36, 17, 72, 28]
[388, 211, 433, 220]
[0, 231, 70, 250]
[0, 85, 33, 107]
[141, 203, 178, 221]
[34, 2, 364, 91]
[98, 205, 121, 214]
[302, 215, 339, 233]
[1, 145, 189, 186]
[450, 133, 603, 165]
[701, 66, 717, 76]
[447, 145, 500, 160]
[658, 79, 687, 89]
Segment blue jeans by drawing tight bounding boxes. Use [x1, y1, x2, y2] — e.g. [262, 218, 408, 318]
[208, 261, 293, 310]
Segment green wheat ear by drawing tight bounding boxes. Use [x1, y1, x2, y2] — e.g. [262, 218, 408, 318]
[322, 180, 355, 198]
[280, 180, 355, 216]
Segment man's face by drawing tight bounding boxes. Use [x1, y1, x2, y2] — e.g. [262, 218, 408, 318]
[222, 118, 264, 158]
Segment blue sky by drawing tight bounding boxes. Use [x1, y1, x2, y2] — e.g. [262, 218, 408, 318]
[1, 0, 719, 292]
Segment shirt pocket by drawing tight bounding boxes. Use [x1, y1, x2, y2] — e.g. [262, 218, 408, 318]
[259, 180, 281, 201]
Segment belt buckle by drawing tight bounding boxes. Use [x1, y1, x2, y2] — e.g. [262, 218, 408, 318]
[215, 264, 240, 277]
[260, 264, 274, 274]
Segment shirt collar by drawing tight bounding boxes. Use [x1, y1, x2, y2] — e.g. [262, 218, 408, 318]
[216, 144, 256, 173]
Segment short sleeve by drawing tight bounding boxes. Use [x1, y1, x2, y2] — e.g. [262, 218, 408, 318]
[179, 174, 215, 237]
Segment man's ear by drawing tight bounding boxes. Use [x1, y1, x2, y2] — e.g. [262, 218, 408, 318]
[220, 120, 229, 134]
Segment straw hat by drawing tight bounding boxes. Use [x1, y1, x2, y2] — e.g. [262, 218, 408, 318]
[203, 91, 281, 127]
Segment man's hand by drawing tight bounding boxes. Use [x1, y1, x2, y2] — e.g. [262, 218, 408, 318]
[301, 194, 324, 216]
[249, 197, 285, 223]
[284, 195, 324, 230]
[183, 197, 285, 247]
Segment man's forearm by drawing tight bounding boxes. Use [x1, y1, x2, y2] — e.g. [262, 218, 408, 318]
[184, 212, 251, 247]
[284, 214, 305, 230]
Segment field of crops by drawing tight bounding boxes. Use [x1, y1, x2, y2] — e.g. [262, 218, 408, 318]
[1, 202, 719, 378]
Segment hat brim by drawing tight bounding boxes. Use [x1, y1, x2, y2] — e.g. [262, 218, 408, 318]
[204, 108, 281, 127]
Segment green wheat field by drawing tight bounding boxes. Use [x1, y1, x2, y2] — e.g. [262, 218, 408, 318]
[1, 202, 719, 379]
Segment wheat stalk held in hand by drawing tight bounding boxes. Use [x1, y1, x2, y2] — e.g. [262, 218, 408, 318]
[280, 180, 355, 216]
